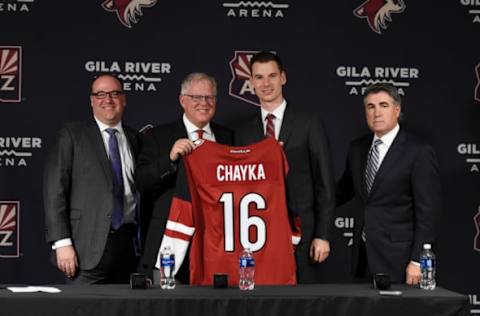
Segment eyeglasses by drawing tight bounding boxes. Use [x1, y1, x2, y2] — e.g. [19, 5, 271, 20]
[183, 94, 217, 103]
[91, 90, 124, 99]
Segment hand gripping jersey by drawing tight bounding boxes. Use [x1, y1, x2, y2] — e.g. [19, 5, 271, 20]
[157, 138, 301, 286]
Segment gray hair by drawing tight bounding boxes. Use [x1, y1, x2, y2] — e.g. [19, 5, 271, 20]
[363, 83, 402, 106]
[180, 72, 217, 95]
[364, 82, 404, 121]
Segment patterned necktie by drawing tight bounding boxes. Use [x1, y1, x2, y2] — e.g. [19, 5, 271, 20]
[265, 113, 275, 139]
[196, 129, 204, 140]
[365, 139, 382, 194]
[105, 128, 124, 230]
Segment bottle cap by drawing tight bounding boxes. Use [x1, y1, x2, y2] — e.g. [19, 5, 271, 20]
[423, 243, 431, 249]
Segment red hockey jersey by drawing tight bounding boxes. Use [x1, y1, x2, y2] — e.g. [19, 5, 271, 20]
[159, 138, 301, 286]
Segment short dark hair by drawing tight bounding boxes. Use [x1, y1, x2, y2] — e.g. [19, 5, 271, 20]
[91, 73, 124, 92]
[363, 83, 401, 106]
[249, 51, 284, 74]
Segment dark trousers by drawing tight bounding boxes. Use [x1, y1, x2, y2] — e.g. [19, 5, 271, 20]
[354, 239, 372, 284]
[69, 224, 138, 285]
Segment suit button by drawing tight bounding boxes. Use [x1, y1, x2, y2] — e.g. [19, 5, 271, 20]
[106, 214, 111, 219]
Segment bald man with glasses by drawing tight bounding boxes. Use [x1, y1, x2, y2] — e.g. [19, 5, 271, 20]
[44, 73, 142, 284]
[135, 72, 233, 284]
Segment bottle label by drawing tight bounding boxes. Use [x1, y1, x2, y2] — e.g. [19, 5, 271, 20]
[239, 257, 255, 268]
[161, 257, 175, 267]
[420, 258, 434, 269]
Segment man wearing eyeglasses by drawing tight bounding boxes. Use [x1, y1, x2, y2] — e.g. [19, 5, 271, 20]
[235, 51, 336, 284]
[136, 72, 233, 284]
[44, 73, 142, 284]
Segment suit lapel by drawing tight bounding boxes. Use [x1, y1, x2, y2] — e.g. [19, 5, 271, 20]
[86, 121, 112, 184]
[369, 130, 406, 196]
[279, 104, 294, 145]
[211, 122, 228, 144]
[250, 113, 265, 143]
[174, 119, 188, 139]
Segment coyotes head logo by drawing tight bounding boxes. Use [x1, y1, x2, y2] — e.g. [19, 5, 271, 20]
[354, 0, 406, 34]
[102, 0, 157, 28]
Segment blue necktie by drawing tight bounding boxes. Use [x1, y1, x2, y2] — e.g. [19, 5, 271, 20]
[365, 139, 382, 194]
[106, 128, 124, 230]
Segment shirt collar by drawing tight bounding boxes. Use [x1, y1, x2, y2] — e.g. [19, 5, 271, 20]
[261, 99, 287, 122]
[374, 124, 400, 147]
[94, 116, 124, 134]
[182, 114, 213, 136]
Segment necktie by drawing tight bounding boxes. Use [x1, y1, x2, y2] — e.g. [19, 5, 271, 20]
[196, 129, 204, 140]
[265, 113, 275, 139]
[365, 139, 382, 194]
[105, 128, 124, 230]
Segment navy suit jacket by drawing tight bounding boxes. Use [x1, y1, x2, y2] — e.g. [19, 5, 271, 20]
[336, 129, 442, 283]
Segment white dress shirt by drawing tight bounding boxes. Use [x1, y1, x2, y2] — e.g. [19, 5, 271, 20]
[260, 99, 287, 141]
[371, 123, 400, 167]
[182, 114, 216, 142]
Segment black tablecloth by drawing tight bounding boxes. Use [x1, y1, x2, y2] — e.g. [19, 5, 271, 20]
[0, 283, 469, 316]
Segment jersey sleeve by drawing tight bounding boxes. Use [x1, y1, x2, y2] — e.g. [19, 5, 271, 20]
[156, 159, 195, 275]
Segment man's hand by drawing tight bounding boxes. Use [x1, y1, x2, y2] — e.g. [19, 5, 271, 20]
[309, 238, 330, 263]
[405, 261, 422, 285]
[169, 138, 195, 161]
[56, 245, 78, 278]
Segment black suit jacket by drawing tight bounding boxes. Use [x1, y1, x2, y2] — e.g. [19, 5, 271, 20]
[235, 104, 336, 283]
[336, 129, 442, 283]
[43, 120, 142, 270]
[136, 119, 233, 281]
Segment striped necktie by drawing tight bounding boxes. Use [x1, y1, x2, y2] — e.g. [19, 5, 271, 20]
[265, 113, 275, 139]
[365, 139, 382, 194]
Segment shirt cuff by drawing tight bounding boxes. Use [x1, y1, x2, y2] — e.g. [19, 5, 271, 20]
[410, 260, 420, 266]
[52, 238, 72, 250]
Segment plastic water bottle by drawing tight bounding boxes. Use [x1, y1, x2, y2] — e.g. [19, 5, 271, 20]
[239, 248, 255, 290]
[160, 245, 176, 290]
[419, 243, 436, 290]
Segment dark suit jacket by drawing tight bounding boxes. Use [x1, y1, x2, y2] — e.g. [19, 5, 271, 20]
[43, 120, 142, 270]
[235, 104, 336, 283]
[336, 129, 442, 283]
[136, 119, 233, 282]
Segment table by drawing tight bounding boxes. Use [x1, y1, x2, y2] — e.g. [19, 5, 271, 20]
[0, 284, 470, 316]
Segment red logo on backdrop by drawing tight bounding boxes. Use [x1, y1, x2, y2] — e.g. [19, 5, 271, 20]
[475, 64, 480, 102]
[229, 51, 262, 106]
[0, 201, 20, 258]
[0, 47, 22, 103]
[102, 0, 157, 28]
[353, 0, 406, 34]
[474, 207, 480, 252]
